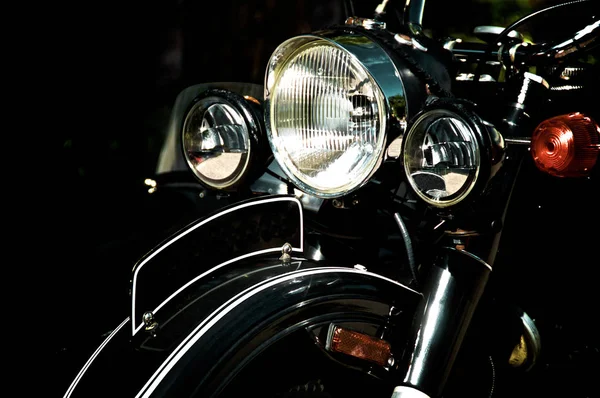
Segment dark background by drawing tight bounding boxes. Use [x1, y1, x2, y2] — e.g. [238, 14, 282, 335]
[37, 0, 597, 395]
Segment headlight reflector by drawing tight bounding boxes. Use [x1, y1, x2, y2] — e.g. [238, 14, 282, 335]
[403, 109, 481, 207]
[182, 95, 251, 189]
[266, 38, 388, 197]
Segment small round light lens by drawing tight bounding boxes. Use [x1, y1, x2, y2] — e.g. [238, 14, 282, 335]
[531, 112, 599, 177]
[267, 39, 387, 198]
[182, 97, 251, 189]
[403, 109, 481, 207]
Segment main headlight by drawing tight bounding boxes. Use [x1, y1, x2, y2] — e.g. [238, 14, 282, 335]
[265, 34, 408, 198]
[403, 108, 482, 207]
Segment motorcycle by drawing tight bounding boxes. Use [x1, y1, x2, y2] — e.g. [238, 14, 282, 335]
[61, 0, 599, 397]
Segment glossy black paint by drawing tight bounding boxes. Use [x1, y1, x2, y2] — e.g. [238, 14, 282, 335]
[148, 266, 420, 398]
[66, 258, 421, 398]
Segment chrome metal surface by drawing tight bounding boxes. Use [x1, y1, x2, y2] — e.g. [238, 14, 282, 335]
[505, 137, 531, 145]
[394, 212, 418, 286]
[324, 323, 336, 351]
[401, 248, 491, 397]
[473, 25, 523, 43]
[264, 31, 410, 198]
[502, 72, 549, 137]
[279, 242, 293, 263]
[345, 16, 386, 30]
[521, 311, 541, 371]
[528, 19, 600, 63]
[391, 385, 431, 398]
[374, 0, 390, 16]
[456, 73, 495, 82]
[559, 67, 586, 80]
[403, 0, 425, 28]
[182, 97, 251, 189]
[143, 311, 158, 333]
[142, 311, 154, 326]
[265, 32, 408, 128]
[386, 134, 404, 159]
[157, 83, 264, 175]
[403, 108, 481, 207]
[394, 34, 428, 52]
[443, 37, 462, 51]
[550, 84, 584, 91]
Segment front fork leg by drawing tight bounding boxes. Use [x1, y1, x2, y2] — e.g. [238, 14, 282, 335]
[393, 247, 491, 398]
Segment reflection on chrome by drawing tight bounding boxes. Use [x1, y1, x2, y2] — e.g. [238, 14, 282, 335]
[404, 109, 481, 207]
[183, 99, 251, 189]
[405, 268, 452, 386]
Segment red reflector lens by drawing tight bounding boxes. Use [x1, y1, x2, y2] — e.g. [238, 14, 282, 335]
[531, 112, 600, 177]
[327, 325, 391, 367]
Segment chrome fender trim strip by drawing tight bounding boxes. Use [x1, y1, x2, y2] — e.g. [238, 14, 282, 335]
[131, 196, 304, 335]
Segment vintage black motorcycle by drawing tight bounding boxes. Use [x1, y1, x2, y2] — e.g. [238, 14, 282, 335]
[62, 0, 599, 397]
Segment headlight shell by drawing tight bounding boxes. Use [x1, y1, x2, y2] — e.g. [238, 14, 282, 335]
[402, 102, 497, 208]
[264, 32, 409, 198]
[182, 89, 263, 190]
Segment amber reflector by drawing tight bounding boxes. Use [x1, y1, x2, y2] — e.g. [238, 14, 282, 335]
[327, 325, 391, 367]
[531, 112, 600, 177]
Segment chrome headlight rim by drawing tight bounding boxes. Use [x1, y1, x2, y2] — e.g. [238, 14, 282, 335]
[264, 32, 409, 198]
[402, 102, 492, 208]
[181, 89, 264, 191]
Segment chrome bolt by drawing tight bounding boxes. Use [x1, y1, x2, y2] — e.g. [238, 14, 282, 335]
[280, 243, 293, 263]
[282, 243, 293, 254]
[143, 311, 154, 326]
[387, 356, 395, 367]
[143, 311, 159, 334]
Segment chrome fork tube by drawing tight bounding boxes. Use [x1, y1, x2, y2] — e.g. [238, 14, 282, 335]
[403, 0, 426, 28]
[397, 247, 491, 398]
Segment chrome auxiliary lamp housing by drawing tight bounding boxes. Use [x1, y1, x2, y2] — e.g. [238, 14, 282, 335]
[264, 27, 429, 199]
[264, 23, 505, 210]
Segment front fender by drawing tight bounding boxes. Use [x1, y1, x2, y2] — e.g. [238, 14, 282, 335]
[64, 260, 420, 398]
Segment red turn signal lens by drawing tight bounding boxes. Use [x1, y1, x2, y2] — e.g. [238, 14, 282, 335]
[531, 112, 600, 177]
[326, 324, 392, 367]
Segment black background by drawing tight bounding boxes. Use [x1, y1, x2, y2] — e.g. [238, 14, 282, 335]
[29, 0, 598, 395]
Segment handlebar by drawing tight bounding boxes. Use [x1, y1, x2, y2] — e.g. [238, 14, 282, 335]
[520, 19, 600, 65]
[450, 18, 599, 70]
[403, 0, 426, 28]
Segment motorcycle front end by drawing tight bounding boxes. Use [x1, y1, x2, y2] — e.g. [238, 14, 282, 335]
[62, 0, 600, 397]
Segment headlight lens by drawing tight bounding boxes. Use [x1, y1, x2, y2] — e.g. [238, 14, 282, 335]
[182, 96, 251, 189]
[403, 109, 481, 207]
[266, 38, 387, 197]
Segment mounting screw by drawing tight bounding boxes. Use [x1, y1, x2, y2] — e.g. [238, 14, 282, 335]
[387, 356, 395, 367]
[280, 243, 293, 264]
[143, 311, 159, 334]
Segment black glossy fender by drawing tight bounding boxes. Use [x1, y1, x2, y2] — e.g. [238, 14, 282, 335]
[63, 259, 421, 398]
